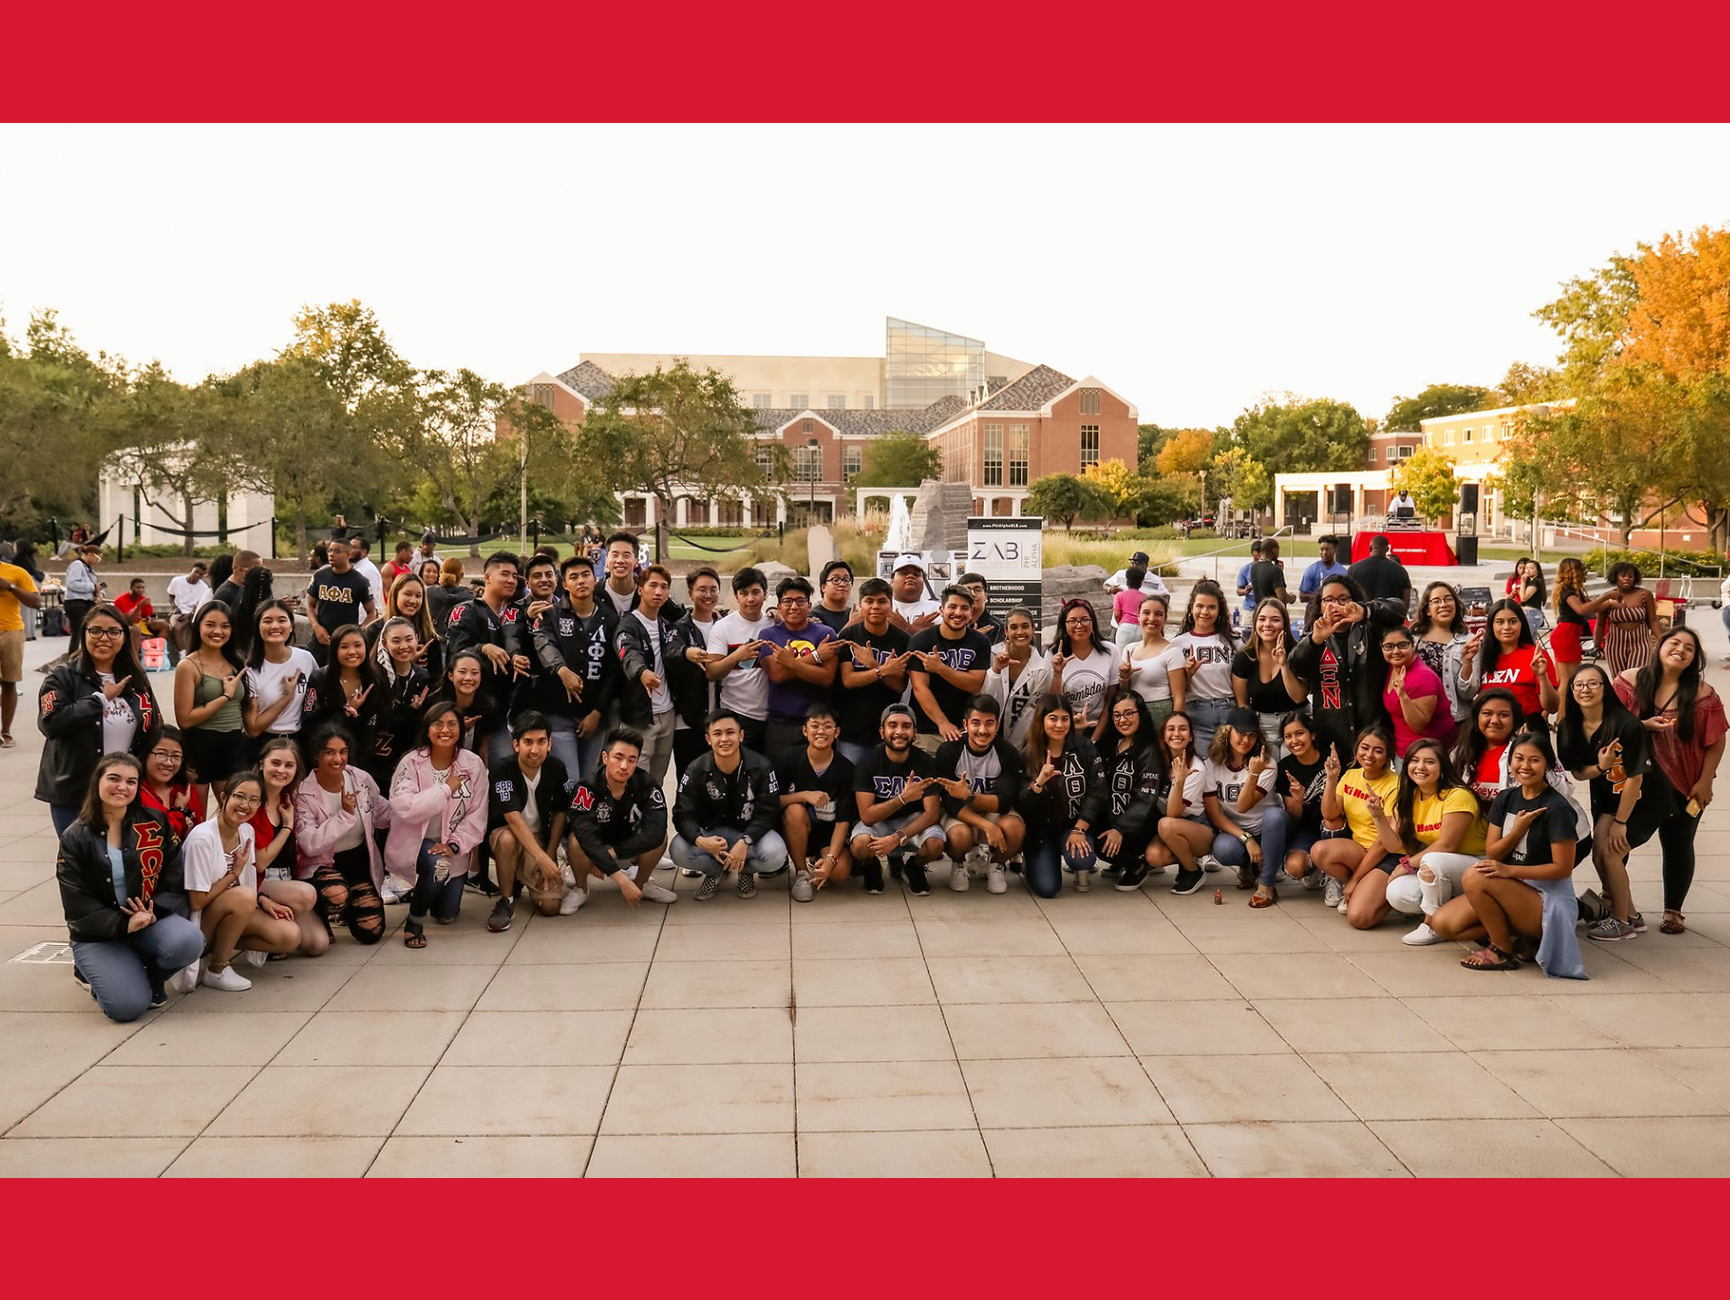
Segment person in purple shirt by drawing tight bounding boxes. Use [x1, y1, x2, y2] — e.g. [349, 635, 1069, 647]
[757, 577, 838, 757]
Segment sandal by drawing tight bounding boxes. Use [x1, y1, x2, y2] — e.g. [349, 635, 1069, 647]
[1461, 945, 1520, 972]
[1661, 912, 1687, 935]
[403, 921, 427, 950]
[1248, 887, 1278, 909]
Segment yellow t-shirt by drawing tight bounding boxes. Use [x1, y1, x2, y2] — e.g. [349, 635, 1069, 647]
[1339, 765, 1400, 850]
[0, 562, 38, 633]
[1409, 787, 1488, 856]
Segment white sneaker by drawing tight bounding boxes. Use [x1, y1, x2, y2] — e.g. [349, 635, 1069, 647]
[558, 887, 587, 916]
[965, 845, 991, 878]
[378, 877, 405, 905]
[1337, 897, 1350, 913]
[948, 863, 971, 892]
[239, 949, 268, 968]
[1300, 869, 1325, 892]
[1323, 877, 1344, 909]
[1198, 853, 1224, 873]
[1402, 922, 1445, 946]
[986, 862, 1007, 894]
[791, 870, 815, 903]
[1074, 868, 1092, 893]
[639, 881, 678, 905]
[199, 964, 252, 992]
[658, 851, 677, 872]
[168, 962, 199, 994]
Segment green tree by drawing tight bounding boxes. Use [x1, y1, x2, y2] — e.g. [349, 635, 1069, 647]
[580, 360, 779, 561]
[0, 309, 121, 531]
[1026, 472, 1105, 534]
[1136, 473, 1200, 527]
[1206, 446, 1271, 514]
[1381, 383, 1494, 431]
[854, 430, 940, 486]
[1494, 361, 1564, 406]
[1533, 256, 1639, 387]
[1082, 458, 1146, 526]
[1231, 397, 1369, 472]
[1136, 424, 1167, 473]
[1391, 445, 1458, 521]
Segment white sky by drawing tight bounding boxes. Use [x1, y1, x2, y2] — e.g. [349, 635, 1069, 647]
[3, 123, 1727, 428]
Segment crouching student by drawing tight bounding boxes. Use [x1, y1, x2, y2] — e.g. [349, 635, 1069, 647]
[1376, 738, 1488, 942]
[56, 754, 204, 1021]
[775, 703, 856, 902]
[1104, 696, 1183, 890]
[293, 723, 390, 947]
[1019, 693, 1107, 898]
[1153, 710, 1216, 895]
[1197, 708, 1286, 904]
[1266, 712, 1332, 901]
[849, 703, 946, 894]
[388, 701, 489, 949]
[671, 708, 789, 901]
[182, 772, 304, 991]
[1310, 726, 1399, 913]
[1427, 730, 1588, 978]
[485, 711, 569, 930]
[932, 694, 1026, 894]
[565, 726, 673, 913]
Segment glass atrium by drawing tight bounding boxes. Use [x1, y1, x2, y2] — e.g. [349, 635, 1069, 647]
[885, 316, 985, 409]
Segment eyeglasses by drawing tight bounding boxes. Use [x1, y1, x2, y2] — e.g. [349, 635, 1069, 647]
[227, 792, 262, 807]
[825, 574, 852, 585]
[780, 596, 810, 607]
[1111, 708, 1140, 720]
[84, 626, 124, 639]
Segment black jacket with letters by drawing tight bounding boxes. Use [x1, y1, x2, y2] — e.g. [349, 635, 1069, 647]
[36, 661, 161, 806]
[1019, 734, 1108, 838]
[673, 750, 780, 843]
[529, 596, 620, 722]
[615, 611, 706, 728]
[486, 754, 571, 838]
[56, 806, 191, 944]
[569, 769, 668, 868]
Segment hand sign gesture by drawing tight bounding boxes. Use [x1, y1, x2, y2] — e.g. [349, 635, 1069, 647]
[1387, 664, 1407, 697]
[411, 686, 429, 709]
[1051, 650, 1069, 674]
[344, 683, 373, 718]
[1364, 789, 1385, 817]
[1247, 751, 1268, 778]
[340, 789, 358, 816]
[101, 674, 133, 701]
[284, 669, 303, 696]
[1118, 657, 1135, 681]
[1324, 748, 1341, 780]
[1462, 630, 1483, 670]
[220, 671, 241, 700]
[1287, 773, 1305, 801]
[1182, 649, 1200, 677]
[1037, 760, 1060, 786]
[994, 648, 1013, 674]
[1270, 640, 1287, 670]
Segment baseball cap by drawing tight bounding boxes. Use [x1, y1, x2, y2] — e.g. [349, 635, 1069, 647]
[1225, 707, 1262, 735]
[892, 554, 926, 573]
[1130, 550, 1149, 563]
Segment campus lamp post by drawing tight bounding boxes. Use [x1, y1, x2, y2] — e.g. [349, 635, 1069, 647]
[806, 437, 819, 522]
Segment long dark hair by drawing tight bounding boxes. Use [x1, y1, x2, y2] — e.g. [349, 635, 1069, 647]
[1022, 692, 1073, 774]
[1449, 687, 1523, 781]
[207, 552, 235, 592]
[73, 603, 159, 713]
[1410, 581, 1464, 637]
[1478, 598, 1535, 682]
[1179, 578, 1237, 656]
[1512, 557, 1547, 608]
[1631, 626, 1706, 742]
[313, 622, 385, 693]
[1108, 691, 1155, 753]
[189, 599, 246, 673]
[77, 753, 144, 832]
[1392, 737, 1466, 853]
[1054, 598, 1109, 659]
[416, 699, 464, 752]
[144, 725, 191, 789]
[1556, 663, 1639, 771]
[245, 598, 298, 670]
[231, 564, 274, 658]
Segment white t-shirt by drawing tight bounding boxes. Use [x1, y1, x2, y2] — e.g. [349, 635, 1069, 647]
[245, 648, 319, 734]
[320, 783, 364, 852]
[1170, 756, 1208, 819]
[1165, 631, 1239, 701]
[353, 556, 384, 609]
[603, 583, 637, 618]
[632, 611, 672, 714]
[520, 769, 543, 836]
[1119, 642, 1175, 703]
[181, 821, 258, 911]
[1106, 568, 1170, 598]
[708, 611, 771, 721]
[1201, 758, 1278, 834]
[97, 673, 138, 755]
[166, 575, 210, 617]
[894, 596, 941, 624]
[1057, 645, 1116, 726]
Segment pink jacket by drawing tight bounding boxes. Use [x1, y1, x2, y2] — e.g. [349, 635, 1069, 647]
[293, 767, 391, 890]
[385, 747, 488, 883]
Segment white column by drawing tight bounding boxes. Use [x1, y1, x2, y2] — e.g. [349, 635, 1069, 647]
[644, 495, 657, 527]
[676, 497, 689, 527]
[776, 498, 788, 525]
[1274, 481, 1285, 528]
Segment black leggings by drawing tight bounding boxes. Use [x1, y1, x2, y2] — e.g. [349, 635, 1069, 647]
[1657, 804, 1703, 913]
[309, 846, 385, 944]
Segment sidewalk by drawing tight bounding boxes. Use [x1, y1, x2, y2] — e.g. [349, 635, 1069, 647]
[3, 632, 1730, 1176]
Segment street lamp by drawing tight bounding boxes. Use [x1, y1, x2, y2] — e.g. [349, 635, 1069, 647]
[806, 437, 820, 522]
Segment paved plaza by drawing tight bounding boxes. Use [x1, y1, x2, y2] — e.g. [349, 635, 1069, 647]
[4, 623, 1730, 1178]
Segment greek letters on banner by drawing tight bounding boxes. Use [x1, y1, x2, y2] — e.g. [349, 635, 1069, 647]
[967, 516, 1044, 634]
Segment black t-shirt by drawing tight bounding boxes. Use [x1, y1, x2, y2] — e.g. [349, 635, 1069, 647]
[973, 613, 1004, 645]
[213, 579, 243, 608]
[836, 623, 911, 745]
[1247, 560, 1287, 603]
[1232, 648, 1307, 713]
[1487, 784, 1575, 866]
[1347, 555, 1410, 604]
[907, 626, 992, 734]
[307, 566, 371, 634]
[852, 743, 935, 815]
[811, 605, 852, 634]
[774, 744, 856, 831]
[1579, 712, 1664, 820]
[1277, 751, 1328, 832]
[1555, 584, 1589, 630]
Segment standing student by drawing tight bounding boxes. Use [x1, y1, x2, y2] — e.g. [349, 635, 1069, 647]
[931, 693, 1026, 895]
[1049, 599, 1116, 735]
[1379, 623, 1455, 755]
[564, 726, 673, 913]
[705, 567, 773, 752]
[1105, 549, 1168, 600]
[1596, 562, 1659, 676]
[431, 648, 505, 763]
[1232, 598, 1307, 757]
[1429, 731, 1587, 978]
[484, 711, 569, 930]
[1550, 557, 1615, 695]
[248, 738, 328, 957]
[0, 552, 41, 747]
[888, 555, 941, 631]
[1166, 579, 1240, 749]
[1346, 534, 1411, 609]
[960, 571, 1003, 644]
[1287, 573, 1406, 762]
[757, 576, 839, 756]
[349, 536, 385, 610]
[1235, 541, 1263, 618]
[673, 567, 726, 771]
[62, 544, 104, 650]
[599, 531, 644, 619]
[1019, 693, 1107, 897]
[1298, 536, 1349, 602]
[181, 773, 304, 990]
[836, 576, 913, 764]
[670, 708, 788, 901]
[305, 537, 376, 662]
[1111, 567, 1151, 646]
[112, 578, 168, 659]
[370, 571, 443, 682]
[907, 585, 991, 751]
[171, 602, 250, 798]
[292, 723, 389, 945]
[14, 540, 45, 642]
[1364, 737, 1486, 938]
[848, 703, 946, 895]
[164, 561, 211, 666]
[303, 625, 386, 764]
[1246, 539, 1292, 605]
[530, 554, 618, 780]
[37, 606, 161, 835]
[812, 560, 855, 633]
[1410, 581, 1472, 723]
[56, 754, 204, 1021]
[1511, 558, 1548, 636]
[1110, 593, 1176, 729]
[775, 702, 856, 901]
[425, 557, 470, 627]
[1461, 598, 1559, 722]
[369, 616, 432, 785]
[614, 564, 689, 785]
[442, 552, 526, 731]
[1310, 725, 1399, 913]
[380, 540, 416, 593]
[1614, 626, 1726, 936]
[242, 600, 317, 749]
[982, 606, 1051, 748]
[388, 701, 489, 949]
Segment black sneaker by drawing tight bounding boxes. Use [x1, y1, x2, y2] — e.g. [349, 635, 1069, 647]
[737, 871, 757, 899]
[695, 873, 721, 901]
[465, 873, 500, 898]
[72, 967, 92, 997]
[487, 897, 514, 933]
[1114, 863, 1148, 891]
[861, 857, 885, 894]
[1170, 867, 1205, 895]
[904, 862, 930, 895]
[149, 986, 168, 1010]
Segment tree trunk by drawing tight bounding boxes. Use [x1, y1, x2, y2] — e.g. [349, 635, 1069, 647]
[1709, 504, 1729, 556]
[182, 491, 196, 557]
[295, 508, 309, 567]
[653, 492, 671, 563]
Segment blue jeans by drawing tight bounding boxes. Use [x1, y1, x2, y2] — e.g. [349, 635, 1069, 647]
[546, 713, 603, 785]
[408, 839, 466, 926]
[670, 828, 790, 876]
[1026, 830, 1097, 898]
[1208, 802, 1302, 887]
[50, 804, 80, 838]
[1187, 695, 1233, 750]
[72, 914, 205, 1022]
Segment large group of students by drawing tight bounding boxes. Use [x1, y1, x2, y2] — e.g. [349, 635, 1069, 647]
[23, 530, 1725, 1023]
